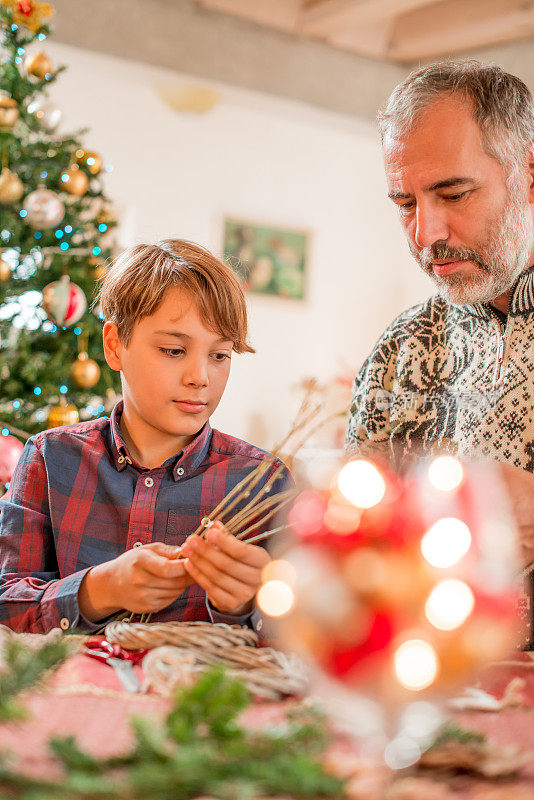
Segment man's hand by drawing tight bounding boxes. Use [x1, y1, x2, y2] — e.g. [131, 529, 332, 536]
[78, 542, 195, 622]
[180, 521, 270, 615]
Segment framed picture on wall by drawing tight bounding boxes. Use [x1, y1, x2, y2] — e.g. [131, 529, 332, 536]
[222, 217, 308, 300]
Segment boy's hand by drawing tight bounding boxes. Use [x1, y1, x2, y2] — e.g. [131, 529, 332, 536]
[180, 521, 270, 615]
[78, 542, 195, 622]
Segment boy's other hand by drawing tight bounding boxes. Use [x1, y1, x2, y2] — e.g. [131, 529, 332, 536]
[180, 521, 270, 615]
[78, 542, 195, 622]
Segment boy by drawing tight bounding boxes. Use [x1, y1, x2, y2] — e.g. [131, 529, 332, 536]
[0, 239, 289, 633]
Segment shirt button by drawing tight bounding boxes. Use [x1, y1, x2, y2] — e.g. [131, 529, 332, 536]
[60, 617, 70, 631]
[256, 618, 263, 632]
[133, 541, 142, 548]
[117, 455, 125, 464]
[176, 467, 185, 477]
[144, 476, 154, 488]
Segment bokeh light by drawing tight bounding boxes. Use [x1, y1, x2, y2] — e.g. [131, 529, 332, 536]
[428, 456, 464, 492]
[421, 518, 471, 568]
[384, 736, 421, 770]
[257, 579, 295, 617]
[261, 559, 297, 586]
[337, 459, 386, 509]
[425, 579, 474, 631]
[394, 639, 439, 691]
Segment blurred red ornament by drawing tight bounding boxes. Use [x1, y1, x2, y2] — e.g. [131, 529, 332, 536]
[41, 275, 86, 326]
[0, 435, 23, 483]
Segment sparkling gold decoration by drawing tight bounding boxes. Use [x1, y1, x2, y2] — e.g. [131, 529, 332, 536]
[70, 351, 100, 389]
[1, 0, 55, 31]
[24, 50, 52, 79]
[0, 95, 19, 129]
[0, 168, 24, 204]
[47, 397, 79, 429]
[97, 206, 116, 226]
[76, 148, 102, 176]
[59, 164, 88, 196]
[89, 255, 108, 281]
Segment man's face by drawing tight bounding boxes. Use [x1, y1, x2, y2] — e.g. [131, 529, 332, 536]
[384, 95, 534, 305]
[105, 287, 233, 451]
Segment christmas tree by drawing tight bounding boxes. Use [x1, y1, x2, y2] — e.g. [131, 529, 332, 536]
[0, 0, 121, 466]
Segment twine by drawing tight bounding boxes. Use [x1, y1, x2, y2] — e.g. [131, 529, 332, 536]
[105, 620, 257, 651]
[104, 620, 308, 701]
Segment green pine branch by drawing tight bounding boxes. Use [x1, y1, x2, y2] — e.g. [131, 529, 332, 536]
[0, 635, 70, 721]
[0, 666, 346, 799]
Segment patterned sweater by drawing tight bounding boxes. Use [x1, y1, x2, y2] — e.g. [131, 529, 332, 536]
[346, 265, 534, 470]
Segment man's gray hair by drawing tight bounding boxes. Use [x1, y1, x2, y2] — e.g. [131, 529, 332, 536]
[378, 60, 534, 183]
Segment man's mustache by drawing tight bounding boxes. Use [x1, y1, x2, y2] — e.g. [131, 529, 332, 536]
[415, 242, 490, 274]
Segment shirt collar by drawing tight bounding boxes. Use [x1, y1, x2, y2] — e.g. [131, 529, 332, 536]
[109, 400, 212, 479]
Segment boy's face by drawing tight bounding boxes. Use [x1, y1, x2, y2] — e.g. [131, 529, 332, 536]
[104, 287, 233, 450]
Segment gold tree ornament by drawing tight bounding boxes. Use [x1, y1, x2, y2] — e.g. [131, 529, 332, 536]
[59, 164, 88, 196]
[0, 95, 19, 129]
[76, 149, 102, 176]
[0, 168, 24, 204]
[1, 0, 55, 31]
[24, 50, 52, 79]
[70, 351, 101, 389]
[47, 397, 79, 428]
[0, 254, 11, 281]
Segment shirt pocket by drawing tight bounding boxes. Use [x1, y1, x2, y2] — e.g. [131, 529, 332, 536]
[165, 509, 206, 546]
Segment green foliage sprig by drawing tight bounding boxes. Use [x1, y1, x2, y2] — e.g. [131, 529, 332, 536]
[0, 634, 70, 721]
[0, 665, 346, 799]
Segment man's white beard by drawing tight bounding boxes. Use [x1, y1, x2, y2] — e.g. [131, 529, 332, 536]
[411, 190, 534, 306]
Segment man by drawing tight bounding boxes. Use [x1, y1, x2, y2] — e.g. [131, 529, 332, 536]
[346, 60, 534, 640]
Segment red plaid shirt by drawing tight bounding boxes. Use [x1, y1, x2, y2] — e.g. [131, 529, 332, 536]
[0, 402, 289, 633]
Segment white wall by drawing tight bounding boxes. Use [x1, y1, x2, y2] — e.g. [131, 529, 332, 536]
[45, 41, 433, 448]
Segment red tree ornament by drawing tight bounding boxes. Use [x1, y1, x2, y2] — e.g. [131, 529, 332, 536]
[0, 434, 23, 483]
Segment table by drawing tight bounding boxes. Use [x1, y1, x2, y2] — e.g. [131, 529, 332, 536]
[0, 646, 533, 798]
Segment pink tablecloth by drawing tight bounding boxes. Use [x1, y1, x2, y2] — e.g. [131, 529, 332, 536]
[0, 650, 533, 798]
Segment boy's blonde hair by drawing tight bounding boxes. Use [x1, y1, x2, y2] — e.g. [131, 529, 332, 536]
[98, 239, 255, 353]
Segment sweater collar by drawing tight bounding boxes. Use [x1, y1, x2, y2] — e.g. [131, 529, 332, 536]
[463, 264, 534, 320]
